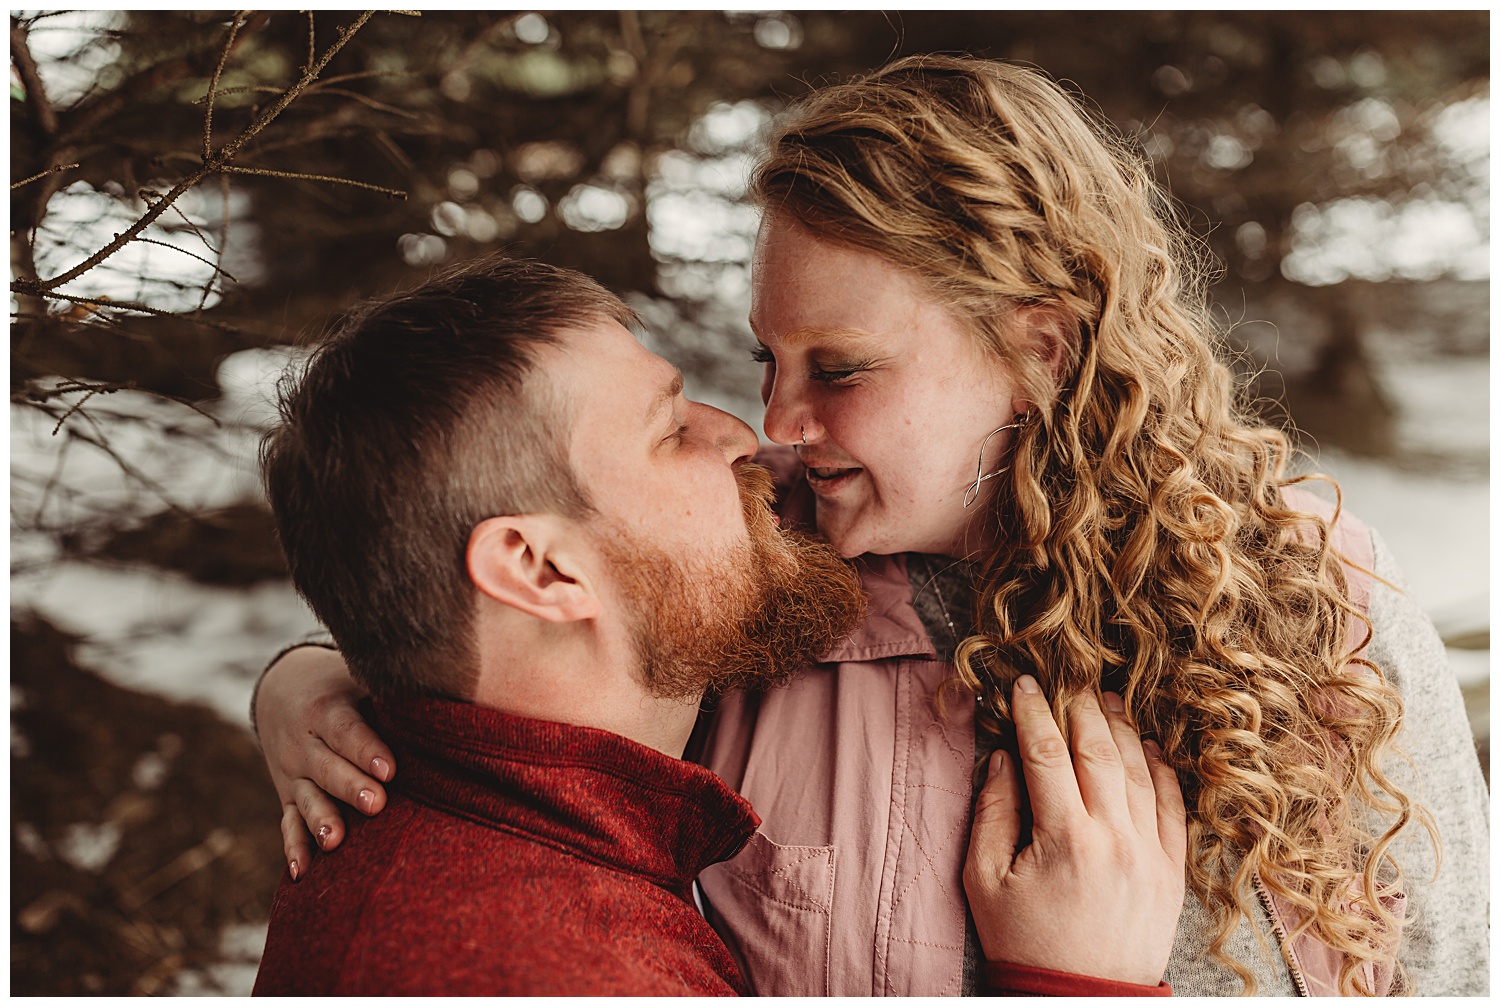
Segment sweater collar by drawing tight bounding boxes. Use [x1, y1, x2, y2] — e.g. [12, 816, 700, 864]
[370, 696, 760, 896]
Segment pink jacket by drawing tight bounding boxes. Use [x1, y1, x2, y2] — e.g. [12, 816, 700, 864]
[698, 544, 973, 996]
[696, 449, 1391, 996]
[697, 447, 975, 995]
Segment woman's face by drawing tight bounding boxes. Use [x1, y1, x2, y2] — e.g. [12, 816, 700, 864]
[750, 213, 1025, 559]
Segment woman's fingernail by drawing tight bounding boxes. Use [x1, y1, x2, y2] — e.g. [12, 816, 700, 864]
[1102, 691, 1125, 712]
[316, 825, 332, 849]
[288, 859, 299, 881]
[357, 788, 374, 812]
[370, 757, 388, 780]
[1015, 675, 1041, 694]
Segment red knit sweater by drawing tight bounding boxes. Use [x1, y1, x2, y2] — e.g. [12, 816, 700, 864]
[252, 697, 759, 996]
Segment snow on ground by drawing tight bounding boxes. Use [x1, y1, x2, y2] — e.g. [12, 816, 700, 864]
[11, 347, 318, 729]
[1297, 326, 1490, 687]
[1308, 450, 1489, 640]
[170, 922, 268, 996]
[11, 559, 322, 728]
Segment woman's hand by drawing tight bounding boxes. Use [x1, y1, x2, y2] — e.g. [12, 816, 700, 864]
[255, 645, 396, 879]
[963, 675, 1187, 987]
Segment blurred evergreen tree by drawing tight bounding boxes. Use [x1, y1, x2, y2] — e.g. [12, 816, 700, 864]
[10, 10, 1488, 430]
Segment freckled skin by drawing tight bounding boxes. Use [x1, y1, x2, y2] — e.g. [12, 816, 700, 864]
[750, 214, 1025, 559]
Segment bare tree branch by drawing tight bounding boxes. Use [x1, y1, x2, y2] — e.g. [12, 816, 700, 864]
[303, 86, 420, 119]
[619, 11, 707, 139]
[129, 236, 240, 284]
[305, 10, 316, 74]
[197, 83, 419, 119]
[10, 20, 58, 135]
[9, 16, 71, 322]
[11, 163, 82, 190]
[13, 399, 198, 520]
[312, 68, 418, 87]
[10, 288, 247, 334]
[199, 173, 234, 312]
[202, 10, 249, 162]
[36, 10, 382, 293]
[65, 426, 197, 520]
[136, 187, 221, 256]
[27, 432, 76, 526]
[49, 386, 112, 435]
[370, 129, 416, 173]
[219, 165, 407, 198]
[16, 378, 224, 427]
[59, 20, 263, 145]
[245, 111, 452, 159]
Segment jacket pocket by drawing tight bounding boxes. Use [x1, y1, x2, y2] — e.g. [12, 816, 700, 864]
[698, 832, 835, 997]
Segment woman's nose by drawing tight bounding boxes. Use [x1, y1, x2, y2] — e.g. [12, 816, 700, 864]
[761, 373, 813, 447]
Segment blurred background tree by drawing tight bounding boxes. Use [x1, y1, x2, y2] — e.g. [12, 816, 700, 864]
[11, 10, 1488, 430]
[10, 10, 1488, 995]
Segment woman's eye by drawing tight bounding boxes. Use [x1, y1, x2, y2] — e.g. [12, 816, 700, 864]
[811, 365, 865, 384]
[749, 345, 775, 365]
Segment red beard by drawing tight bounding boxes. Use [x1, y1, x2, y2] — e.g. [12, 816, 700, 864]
[599, 463, 866, 699]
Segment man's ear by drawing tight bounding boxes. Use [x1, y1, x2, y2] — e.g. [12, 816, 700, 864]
[467, 515, 602, 623]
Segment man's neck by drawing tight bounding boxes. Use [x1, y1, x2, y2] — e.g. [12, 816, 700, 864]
[469, 612, 702, 759]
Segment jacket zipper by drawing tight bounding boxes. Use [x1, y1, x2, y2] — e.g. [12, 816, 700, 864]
[1252, 872, 1310, 997]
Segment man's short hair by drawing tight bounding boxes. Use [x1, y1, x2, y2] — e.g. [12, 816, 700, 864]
[262, 255, 635, 699]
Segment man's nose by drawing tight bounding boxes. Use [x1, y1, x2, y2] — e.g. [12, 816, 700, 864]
[698, 401, 759, 465]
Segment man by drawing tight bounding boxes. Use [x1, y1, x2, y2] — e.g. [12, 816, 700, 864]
[251, 256, 867, 995]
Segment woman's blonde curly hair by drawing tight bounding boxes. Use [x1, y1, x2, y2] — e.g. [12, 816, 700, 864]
[752, 54, 1425, 994]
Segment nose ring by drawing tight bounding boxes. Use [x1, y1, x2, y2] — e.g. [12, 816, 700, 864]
[800, 425, 807, 445]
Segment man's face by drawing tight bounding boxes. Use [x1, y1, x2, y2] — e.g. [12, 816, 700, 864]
[544, 319, 865, 694]
[548, 317, 762, 561]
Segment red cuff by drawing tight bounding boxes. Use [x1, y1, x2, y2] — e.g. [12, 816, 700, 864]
[982, 961, 1171, 997]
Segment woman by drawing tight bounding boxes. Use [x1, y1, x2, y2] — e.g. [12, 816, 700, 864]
[254, 56, 1487, 995]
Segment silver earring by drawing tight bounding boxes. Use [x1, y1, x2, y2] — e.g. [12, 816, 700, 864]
[963, 415, 1029, 508]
